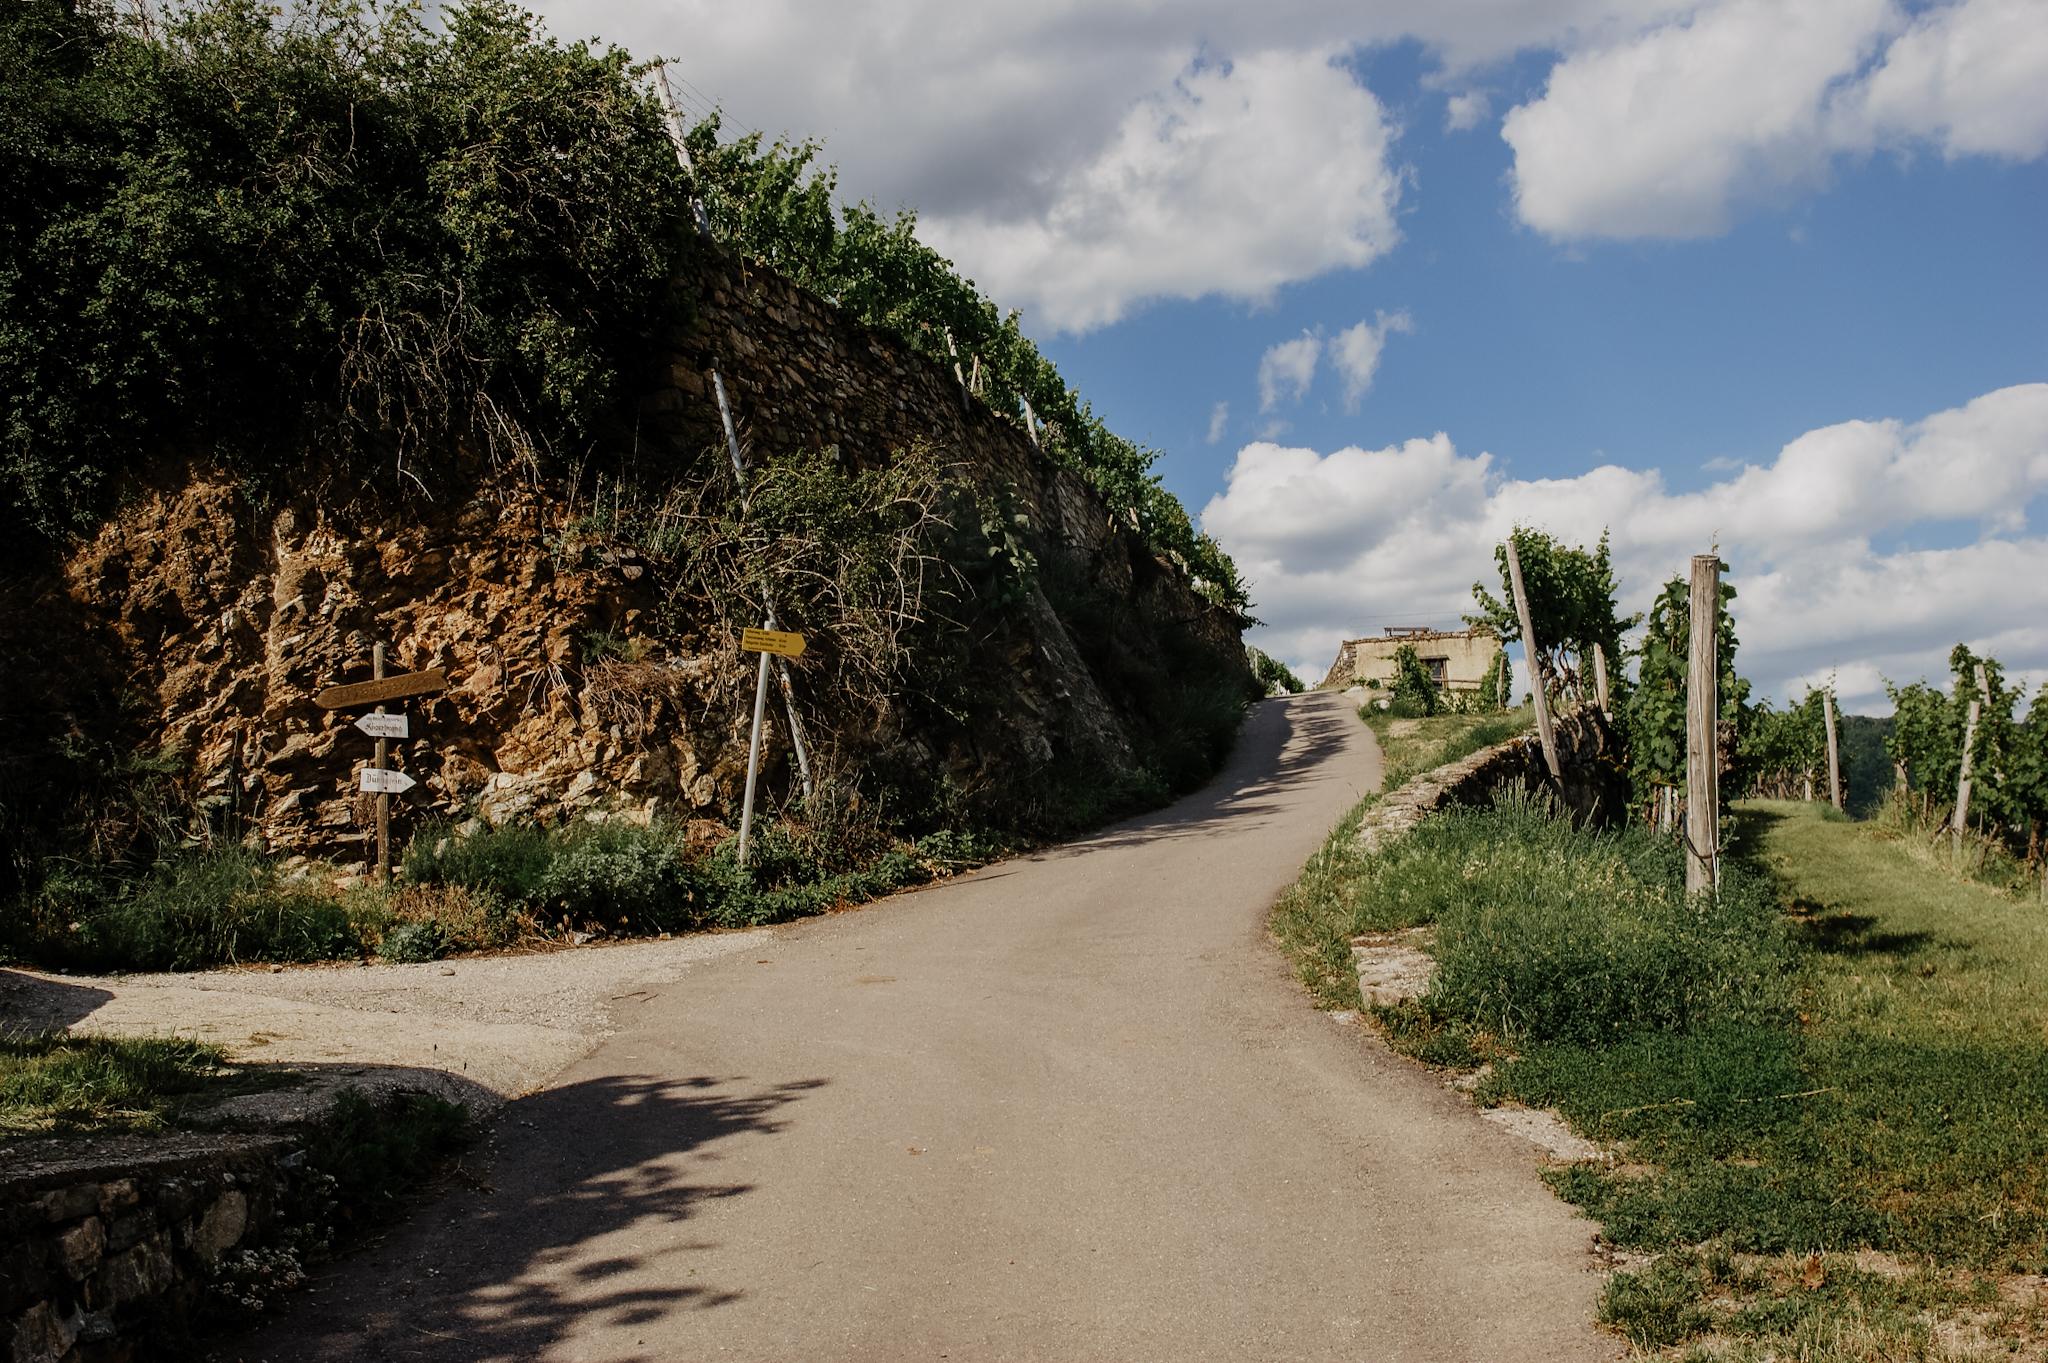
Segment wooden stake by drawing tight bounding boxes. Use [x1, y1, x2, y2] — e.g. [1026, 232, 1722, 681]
[1020, 396, 1040, 449]
[1592, 642, 1610, 714]
[711, 361, 816, 826]
[1823, 688, 1843, 811]
[1504, 536, 1560, 780]
[1953, 662, 1987, 860]
[373, 643, 390, 886]
[944, 329, 968, 410]
[1685, 554, 1720, 895]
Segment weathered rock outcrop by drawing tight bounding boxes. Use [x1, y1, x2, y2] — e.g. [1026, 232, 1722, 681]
[0, 249, 1250, 867]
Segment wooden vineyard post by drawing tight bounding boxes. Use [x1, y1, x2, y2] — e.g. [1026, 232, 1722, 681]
[1020, 396, 1041, 449]
[1954, 663, 1988, 860]
[1685, 554, 1720, 896]
[1823, 688, 1843, 812]
[1504, 536, 1560, 780]
[1592, 642, 1611, 715]
[373, 643, 390, 885]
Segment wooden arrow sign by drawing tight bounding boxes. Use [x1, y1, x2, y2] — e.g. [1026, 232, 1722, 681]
[316, 668, 447, 710]
[354, 712, 409, 739]
[358, 767, 416, 795]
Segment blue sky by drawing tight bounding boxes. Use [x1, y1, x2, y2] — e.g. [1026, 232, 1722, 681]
[545, 0, 2048, 711]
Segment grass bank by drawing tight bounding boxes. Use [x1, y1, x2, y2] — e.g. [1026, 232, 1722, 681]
[1270, 703, 1531, 1011]
[0, 1033, 290, 1136]
[1273, 753, 2048, 1359]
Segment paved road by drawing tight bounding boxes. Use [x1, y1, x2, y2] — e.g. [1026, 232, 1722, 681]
[252, 693, 1614, 1362]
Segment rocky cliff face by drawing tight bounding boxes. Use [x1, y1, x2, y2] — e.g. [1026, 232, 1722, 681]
[0, 250, 1250, 871]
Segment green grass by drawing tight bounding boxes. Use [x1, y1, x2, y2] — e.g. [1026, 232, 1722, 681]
[1511, 800, 2048, 1357]
[1273, 772, 2048, 1358]
[0, 1032, 291, 1135]
[1270, 705, 1533, 1014]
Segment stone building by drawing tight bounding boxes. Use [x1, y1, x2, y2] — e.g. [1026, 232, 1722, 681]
[1319, 626, 1502, 695]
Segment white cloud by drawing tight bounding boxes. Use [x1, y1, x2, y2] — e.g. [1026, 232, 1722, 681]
[1332, 309, 1414, 412]
[1258, 331, 1323, 412]
[1445, 90, 1492, 131]
[921, 49, 1402, 332]
[1202, 384, 2048, 709]
[531, 0, 2046, 311]
[1207, 402, 1230, 443]
[1503, 0, 2048, 240]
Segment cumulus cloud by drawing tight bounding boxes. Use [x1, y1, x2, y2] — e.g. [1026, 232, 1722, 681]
[1258, 332, 1323, 412]
[1445, 90, 1492, 131]
[1201, 384, 2048, 709]
[1207, 402, 1230, 443]
[1332, 309, 1413, 411]
[922, 49, 1402, 332]
[1503, 0, 2048, 239]
[531, 0, 2046, 311]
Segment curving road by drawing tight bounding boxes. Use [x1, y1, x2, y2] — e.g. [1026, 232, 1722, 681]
[253, 692, 1615, 1362]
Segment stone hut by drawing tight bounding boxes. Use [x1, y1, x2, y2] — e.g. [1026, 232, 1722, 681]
[1319, 626, 1501, 695]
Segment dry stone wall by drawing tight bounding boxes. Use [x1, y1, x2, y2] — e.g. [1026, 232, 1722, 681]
[3, 1135, 296, 1362]
[2, 247, 1248, 867]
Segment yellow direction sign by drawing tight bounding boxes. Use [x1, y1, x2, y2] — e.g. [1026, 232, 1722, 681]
[742, 627, 806, 658]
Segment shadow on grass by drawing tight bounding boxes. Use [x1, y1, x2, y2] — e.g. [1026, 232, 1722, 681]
[240, 1071, 826, 1360]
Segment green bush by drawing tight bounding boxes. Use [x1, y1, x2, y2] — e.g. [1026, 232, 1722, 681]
[1357, 791, 1791, 1045]
[42, 848, 360, 972]
[377, 919, 445, 963]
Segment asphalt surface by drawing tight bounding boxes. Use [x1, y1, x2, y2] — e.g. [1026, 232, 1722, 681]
[248, 692, 1615, 1362]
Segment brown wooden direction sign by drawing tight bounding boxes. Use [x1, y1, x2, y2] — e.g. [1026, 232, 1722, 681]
[315, 667, 448, 710]
[742, 627, 806, 658]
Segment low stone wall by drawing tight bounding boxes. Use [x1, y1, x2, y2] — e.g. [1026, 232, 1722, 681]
[4, 1135, 302, 1362]
[1354, 705, 1631, 853]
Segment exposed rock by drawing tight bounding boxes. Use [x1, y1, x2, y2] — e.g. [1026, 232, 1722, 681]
[0, 250, 1251, 863]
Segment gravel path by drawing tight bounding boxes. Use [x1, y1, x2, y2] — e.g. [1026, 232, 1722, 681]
[2, 929, 774, 1108]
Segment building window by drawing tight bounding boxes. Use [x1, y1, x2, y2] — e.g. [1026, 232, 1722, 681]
[1424, 656, 1447, 687]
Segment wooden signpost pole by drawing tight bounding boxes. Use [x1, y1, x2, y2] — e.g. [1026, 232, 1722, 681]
[373, 643, 391, 884]
[1954, 663, 1987, 860]
[1504, 536, 1560, 780]
[1686, 555, 1721, 896]
[1592, 642, 1611, 715]
[1823, 688, 1843, 812]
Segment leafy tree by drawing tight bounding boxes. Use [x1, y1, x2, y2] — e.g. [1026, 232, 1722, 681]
[1, 0, 694, 543]
[1247, 648, 1303, 697]
[1885, 645, 2036, 838]
[679, 120, 1253, 620]
[1619, 569, 1749, 806]
[1741, 690, 1830, 800]
[1387, 643, 1440, 716]
[1468, 527, 1634, 707]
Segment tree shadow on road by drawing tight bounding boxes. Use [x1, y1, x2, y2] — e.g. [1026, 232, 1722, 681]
[240, 1070, 825, 1361]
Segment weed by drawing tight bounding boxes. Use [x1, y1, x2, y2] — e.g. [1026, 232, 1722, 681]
[0, 1033, 288, 1134]
[300, 1087, 470, 1227]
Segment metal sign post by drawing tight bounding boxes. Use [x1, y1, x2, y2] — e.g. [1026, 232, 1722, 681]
[711, 362, 816, 803]
[737, 627, 808, 867]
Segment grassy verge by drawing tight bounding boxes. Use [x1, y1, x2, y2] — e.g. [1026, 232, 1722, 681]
[1274, 779, 2048, 1359]
[6, 817, 1018, 975]
[0, 1032, 295, 1137]
[1270, 703, 1532, 1011]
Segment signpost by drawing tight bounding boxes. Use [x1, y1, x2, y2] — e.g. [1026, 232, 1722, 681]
[741, 628, 806, 658]
[316, 648, 445, 885]
[737, 626, 808, 867]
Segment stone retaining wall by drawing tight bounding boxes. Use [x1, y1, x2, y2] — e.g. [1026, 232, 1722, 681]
[4, 1135, 300, 1362]
[1355, 705, 1630, 853]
